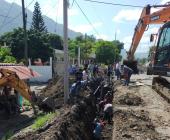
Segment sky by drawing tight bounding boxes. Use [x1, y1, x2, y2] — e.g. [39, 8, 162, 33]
[4, 0, 170, 53]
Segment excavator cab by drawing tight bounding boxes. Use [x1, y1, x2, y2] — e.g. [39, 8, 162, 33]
[147, 22, 170, 76]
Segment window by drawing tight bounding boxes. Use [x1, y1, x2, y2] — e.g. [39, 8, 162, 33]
[158, 27, 170, 48]
[156, 49, 169, 65]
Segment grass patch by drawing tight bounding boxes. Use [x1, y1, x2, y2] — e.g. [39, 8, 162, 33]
[31, 112, 56, 130]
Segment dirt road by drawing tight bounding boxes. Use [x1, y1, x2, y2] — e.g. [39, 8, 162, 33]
[113, 74, 170, 140]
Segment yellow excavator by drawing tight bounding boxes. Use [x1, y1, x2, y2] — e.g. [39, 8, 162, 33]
[126, 3, 170, 100]
[0, 66, 54, 115]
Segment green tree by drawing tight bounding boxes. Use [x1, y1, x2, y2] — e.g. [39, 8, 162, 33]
[31, 2, 47, 32]
[68, 39, 77, 58]
[68, 34, 95, 59]
[112, 40, 124, 53]
[0, 28, 53, 63]
[0, 47, 16, 63]
[47, 33, 63, 50]
[28, 30, 53, 62]
[0, 28, 25, 61]
[95, 41, 119, 64]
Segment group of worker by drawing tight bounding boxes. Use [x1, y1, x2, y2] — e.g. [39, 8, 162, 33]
[69, 61, 134, 139]
[115, 61, 133, 86]
[92, 81, 113, 139]
[93, 97, 113, 139]
[70, 60, 134, 98]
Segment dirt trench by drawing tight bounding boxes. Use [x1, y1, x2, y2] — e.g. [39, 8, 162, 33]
[6, 76, 114, 140]
[12, 95, 97, 140]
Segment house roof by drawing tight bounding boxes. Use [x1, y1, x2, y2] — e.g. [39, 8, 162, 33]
[0, 63, 40, 79]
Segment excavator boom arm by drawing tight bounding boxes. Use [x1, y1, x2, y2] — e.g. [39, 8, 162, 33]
[0, 68, 54, 112]
[0, 68, 32, 101]
[128, 3, 170, 60]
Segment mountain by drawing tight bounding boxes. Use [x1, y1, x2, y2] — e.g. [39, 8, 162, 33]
[0, 0, 81, 38]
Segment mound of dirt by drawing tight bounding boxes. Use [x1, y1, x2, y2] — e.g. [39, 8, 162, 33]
[113, 110, 160, 140]
[36, 76, 65, 109]
[12, 95, 97, 140]
[41, 76, 64, 97]
[117, 93, 143, 106]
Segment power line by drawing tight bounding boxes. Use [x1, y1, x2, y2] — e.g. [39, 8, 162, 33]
[87, 2, 112, 38]
[74, 0, 101, 37]
[43, 1, 58, 17]
[83, 0, 144, 8]
[0, 0, 16, 29]
[54, 0, 60, 33]
[26, 0, 35, 8]
[0, 14, 13, 18]
[70, 0, 75, 8]
[0, 14, 32, 25]
[0, 0, 35, 30]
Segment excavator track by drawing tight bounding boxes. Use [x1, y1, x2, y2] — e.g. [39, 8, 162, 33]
[152, 76, 170, 103]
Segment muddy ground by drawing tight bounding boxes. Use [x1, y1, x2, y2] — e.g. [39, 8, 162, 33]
[2, 74, 170, 140]
[113, 75, 170, 140]
[10, 75, 114, 140]
[12, 95, 97, 140]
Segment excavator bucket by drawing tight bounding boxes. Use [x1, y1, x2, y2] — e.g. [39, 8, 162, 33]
[0, 64, 54, 114]
[123, 60, 138, 74]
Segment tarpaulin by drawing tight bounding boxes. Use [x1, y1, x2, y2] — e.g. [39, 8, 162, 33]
[0, 63, 40, 80]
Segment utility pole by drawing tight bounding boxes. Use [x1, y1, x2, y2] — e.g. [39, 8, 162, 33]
[115, 31, 117, 40]
[85, 34, 87, 63]
[78, 46, 80, 67]
[63, 0, 69, 104]
[21, 0, 28, 66]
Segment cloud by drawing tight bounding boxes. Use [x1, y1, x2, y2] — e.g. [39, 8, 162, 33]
[95, 34, 110, 40]
[122, 27, 158, 52]
[148, 27, 159, 33]
[41, 0, 79, 21]
[69, 22, 103, 33]
[122, 35, 132, 50]
[161, 0, 170, 4]
[116, 29, 121, 35]
[68, 9, 79, 16]
[113, 7, 164, 23]
[123, 35, 150, 53]
[5, 0, 79, 21]
[113, 9, 142, 22]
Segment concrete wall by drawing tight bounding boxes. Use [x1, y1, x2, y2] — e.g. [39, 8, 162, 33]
[28, 58, 52, 83]
[53, 60, 65, 76]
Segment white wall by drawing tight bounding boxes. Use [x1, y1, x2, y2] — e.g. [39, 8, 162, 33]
[28, 58, 52, 83]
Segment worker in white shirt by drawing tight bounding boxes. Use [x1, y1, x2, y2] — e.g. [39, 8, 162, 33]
[103, 103, 113, 123]
[115, 62, 121, 80]
[82, 67, 88, 81]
